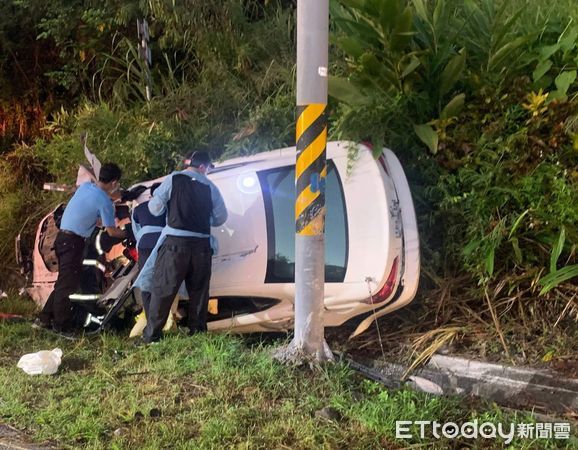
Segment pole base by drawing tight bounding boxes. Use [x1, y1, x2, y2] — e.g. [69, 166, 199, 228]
[273, 338, 334, 365]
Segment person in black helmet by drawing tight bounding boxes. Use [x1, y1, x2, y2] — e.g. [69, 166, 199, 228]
[141, 151, 227, 343]
[35, 163, 126, 333]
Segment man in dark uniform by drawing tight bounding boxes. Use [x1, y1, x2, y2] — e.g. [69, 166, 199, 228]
[142, 151, 227, 343]
[35, 163, 126, 332]
[131, 182, 165, 320]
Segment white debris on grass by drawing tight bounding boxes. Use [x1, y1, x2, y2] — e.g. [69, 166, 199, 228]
[17, 348, 63, 375]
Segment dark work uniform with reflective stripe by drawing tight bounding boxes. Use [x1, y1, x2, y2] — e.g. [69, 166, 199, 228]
[144, 173, 215, 342]
[39, 232, 86, 330]
[39, 183, 115, 331]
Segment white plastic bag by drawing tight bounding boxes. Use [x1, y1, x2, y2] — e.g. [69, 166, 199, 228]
[17, 348, 63, 375]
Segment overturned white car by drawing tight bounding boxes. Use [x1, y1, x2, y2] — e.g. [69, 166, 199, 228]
[17, 141, 420, 336]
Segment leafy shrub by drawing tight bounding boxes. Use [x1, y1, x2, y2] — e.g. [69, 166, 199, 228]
[37, 103, 185, 184]
[328, 0, 578, 296]
[221, 85, 295, 158]
[438, 150, 577, 283]
[328, 0, 536, 154]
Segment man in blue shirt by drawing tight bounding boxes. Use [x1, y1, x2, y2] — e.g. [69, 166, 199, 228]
[36, 163, 126, 332]
[141, 151, 227, 343]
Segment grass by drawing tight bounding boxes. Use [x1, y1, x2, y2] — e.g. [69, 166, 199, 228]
[0, 295, 576, 449]
[0, 291, 38, 316]
[340, 276, 578, 375]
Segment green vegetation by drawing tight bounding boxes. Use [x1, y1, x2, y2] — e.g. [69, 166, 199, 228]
[0, 297, 573, 449]
[0, 0, 576, 363]
[1, 1, 577, 446]
[329, 0, 578, 283]
[327, 0, 578, 362]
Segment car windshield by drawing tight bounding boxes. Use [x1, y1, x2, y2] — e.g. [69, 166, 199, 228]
[259, 161, 348, 283]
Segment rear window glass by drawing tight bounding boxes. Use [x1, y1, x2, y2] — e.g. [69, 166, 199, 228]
[259, 161, 348, 283]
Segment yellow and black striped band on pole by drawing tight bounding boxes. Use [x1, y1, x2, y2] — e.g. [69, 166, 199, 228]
[295, 103, 327, 236]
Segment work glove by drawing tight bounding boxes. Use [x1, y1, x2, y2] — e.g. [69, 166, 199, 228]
[121, 223, 136, 249]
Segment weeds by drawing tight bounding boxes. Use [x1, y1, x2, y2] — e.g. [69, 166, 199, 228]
[0, 297, 573, 449]
[347, 274, 578, 373]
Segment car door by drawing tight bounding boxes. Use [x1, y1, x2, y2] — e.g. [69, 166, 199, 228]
[209, 169, 268, 289]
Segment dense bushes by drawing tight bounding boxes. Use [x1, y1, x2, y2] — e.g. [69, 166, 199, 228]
[36, 104, 184, 184]
[436, 99, 578, 284]
[0, 146, 54, 272]
[329, 0, 578, 298]
[0, 1, 296, 278]
[0, 0, 576, 330]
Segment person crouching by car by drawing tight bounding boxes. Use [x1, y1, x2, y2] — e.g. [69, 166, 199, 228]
[134, 151, 227, 344]
[35, 163, 126, 334]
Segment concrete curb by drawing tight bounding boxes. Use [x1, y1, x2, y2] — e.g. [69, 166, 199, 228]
[350, 354, 578, 413]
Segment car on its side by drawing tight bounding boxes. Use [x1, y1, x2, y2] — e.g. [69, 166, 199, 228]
[18, 141, 420, 336]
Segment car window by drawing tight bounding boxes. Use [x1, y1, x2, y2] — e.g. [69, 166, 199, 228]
[259, 161, 348, 283]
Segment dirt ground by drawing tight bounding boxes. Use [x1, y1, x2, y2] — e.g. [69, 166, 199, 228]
[0, 424, 55, 450]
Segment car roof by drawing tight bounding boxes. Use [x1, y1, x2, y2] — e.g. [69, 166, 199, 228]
[128, 141, 362, 194]
[211, 141, 359, 173]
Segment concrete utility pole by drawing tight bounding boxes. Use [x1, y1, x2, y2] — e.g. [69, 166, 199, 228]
[276, 0, 333, 363]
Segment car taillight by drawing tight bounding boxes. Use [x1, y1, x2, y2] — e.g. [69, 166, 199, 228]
[362, 257, 399, 305]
